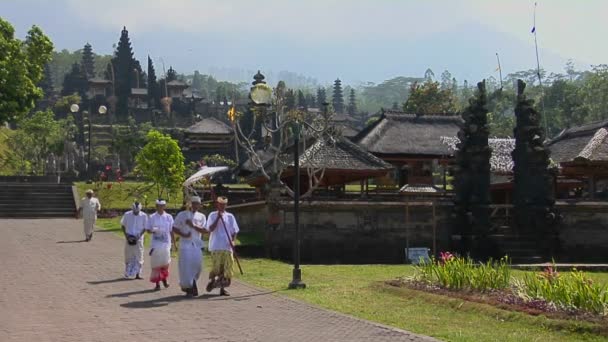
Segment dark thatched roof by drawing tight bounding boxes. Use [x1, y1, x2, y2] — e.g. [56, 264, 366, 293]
[185, 117, 233, 135]
[547, 119, 608, 163]
[354, 110, 461, 156]
[297, 137, 394, 171]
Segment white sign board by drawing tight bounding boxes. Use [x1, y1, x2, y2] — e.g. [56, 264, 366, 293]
[405, 247, 430, 264]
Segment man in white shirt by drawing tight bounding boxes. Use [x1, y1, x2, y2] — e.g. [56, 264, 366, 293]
[173, 196, 207, 297]
[204, 196, 239, 296]
[145, 199, 175, 291]
[120, 202, 148, 279]
[78, 189, 101, 241]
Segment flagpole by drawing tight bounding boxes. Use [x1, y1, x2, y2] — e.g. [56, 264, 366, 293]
[495, 53, 503, 90]
[532, 2, 549, 138]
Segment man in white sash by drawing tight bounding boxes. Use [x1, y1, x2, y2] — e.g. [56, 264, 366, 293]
[120, 202, 147, 279]
[146, 199, 175, 291]
[173, 196, 207, 297]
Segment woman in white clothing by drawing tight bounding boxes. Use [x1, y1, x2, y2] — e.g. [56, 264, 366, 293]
[146, 199, 175, 291]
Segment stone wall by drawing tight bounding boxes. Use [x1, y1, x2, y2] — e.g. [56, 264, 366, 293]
[231, 199, 608, 263]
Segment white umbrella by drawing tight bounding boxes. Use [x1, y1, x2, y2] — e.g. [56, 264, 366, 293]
[183, 166, 230, 188]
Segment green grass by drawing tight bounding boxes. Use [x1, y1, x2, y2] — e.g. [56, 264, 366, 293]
[76, 181, 184, 210]
[96, 218, 608, 341]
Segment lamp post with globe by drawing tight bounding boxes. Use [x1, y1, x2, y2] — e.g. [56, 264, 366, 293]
[71, 104, 107, 181]
[248, 71, 306, 289]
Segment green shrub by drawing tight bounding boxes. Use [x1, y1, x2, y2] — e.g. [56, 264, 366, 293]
[516, 266, 608, 315]
[415, 252, 511, 292]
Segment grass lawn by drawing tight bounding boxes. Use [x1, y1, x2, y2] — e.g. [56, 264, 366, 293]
[96, 218, 608, 342]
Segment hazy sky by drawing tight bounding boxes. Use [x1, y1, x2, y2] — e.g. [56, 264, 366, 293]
[2, 0, 607, 85]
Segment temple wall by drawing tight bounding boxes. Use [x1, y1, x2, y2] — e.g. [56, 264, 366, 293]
[231, 200, 608, 263]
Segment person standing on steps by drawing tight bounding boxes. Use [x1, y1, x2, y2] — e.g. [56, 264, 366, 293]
[146, 199, 175, 291]
[205, 196, 239, 296]
[173, 196, 207, 297]
[78, 189, 101, 242]
[120, 202, 148, 279]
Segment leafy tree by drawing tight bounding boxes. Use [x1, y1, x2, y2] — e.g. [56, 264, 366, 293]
[81, 43, 95, 79]
[580, 64, 608, 122]
[543, 79, 588, 136]
[316, 87, 327, 106]
[0, 18, 53, 123]
[135, 130, 185, 199]
[6, 111, 63, 174]
[53, 93, 82, 115]
[111, 117, 153, 172]
[61, 63, 87, 97]
[359, 76, 422, 113]
[403, 81, 456, 115]
[347, 88, 357, 115]
[191, 70, 204, 90]
[202, 154, 237, 168]
[332, 78, 344, 113]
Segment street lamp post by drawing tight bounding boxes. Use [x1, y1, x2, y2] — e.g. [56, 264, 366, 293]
[289, 121, 306, 289]
[249, 71, 305, 289]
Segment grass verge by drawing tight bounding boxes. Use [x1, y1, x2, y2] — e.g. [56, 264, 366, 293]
[96, 218, 608, 341]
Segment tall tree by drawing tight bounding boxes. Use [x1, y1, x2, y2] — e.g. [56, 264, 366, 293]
[147, 56, 160, 109]
[285, 89, 296, 110]
[305, 93, 316, 108]
[347, 88, 357, 115]
[61, 62, 87, 97]
[440, 70, 453, 90]
[424, 68, 435, 82]
[332, 78, 344, 113]
[191, 70, 204, 90]
[81, 42, 95, 79]
[111, 26, 139, 118]
[39, 63, 54, 98]
[316, 87, 327, 106]
[0, 18, 53, 123]
[297, 90, 307, 110]
[166, 66, 177, 82]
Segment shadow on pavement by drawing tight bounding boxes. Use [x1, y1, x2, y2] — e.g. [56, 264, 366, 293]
[106, 288, 157, 298]
[57, 240, 87, 244]
[87, 278, 131, 285]
[199, 290, 278, 301]
[121, 294, 187, 309]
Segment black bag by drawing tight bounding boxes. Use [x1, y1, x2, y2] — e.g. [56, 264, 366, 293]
[126, 235, 138, 245]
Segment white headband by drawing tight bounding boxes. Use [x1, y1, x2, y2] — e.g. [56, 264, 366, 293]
[190, 196, 201, 203]
[155, 199, 167, 205]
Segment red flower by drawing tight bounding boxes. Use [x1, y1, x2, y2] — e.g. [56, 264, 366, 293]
[440, 251, 455, 264]
[105, 165, 111, 171]
[116, 169, 121, 174]
[100, 172, 107, 181]
[117, 176, 124, 183]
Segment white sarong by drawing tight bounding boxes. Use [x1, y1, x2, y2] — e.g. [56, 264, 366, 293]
[124, 239, 144, 278]
[83, 218, 95, 238]
[178, 241, 202, 289]
[150, 247, 171, 269]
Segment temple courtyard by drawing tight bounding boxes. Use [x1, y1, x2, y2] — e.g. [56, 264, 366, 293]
[0, 218, 433, 342]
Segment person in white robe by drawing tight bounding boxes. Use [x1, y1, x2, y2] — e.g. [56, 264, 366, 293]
[205, 196, 239, 296]
[78, 189, 101, 241]
[120, 202, 148, 279]
[173, 196, 207, 297]
[145, 199, 175, 291]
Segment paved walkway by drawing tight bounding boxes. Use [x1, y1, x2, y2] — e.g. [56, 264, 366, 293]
[0, 219, 436, 342]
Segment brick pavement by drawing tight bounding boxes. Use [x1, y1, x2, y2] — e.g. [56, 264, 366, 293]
[0, 219, 437, 342]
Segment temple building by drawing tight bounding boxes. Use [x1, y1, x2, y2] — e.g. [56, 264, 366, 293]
[182, 117, 235, 162]
[354, 110, 460, 187]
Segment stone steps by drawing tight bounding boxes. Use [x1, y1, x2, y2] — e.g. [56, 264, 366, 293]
[0, 183, 77, 218]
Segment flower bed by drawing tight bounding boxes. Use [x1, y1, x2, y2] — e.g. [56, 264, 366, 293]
[396, 252, 608, 320]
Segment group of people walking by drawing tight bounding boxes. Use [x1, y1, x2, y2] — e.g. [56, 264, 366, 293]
[81, 190, 239, 297]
